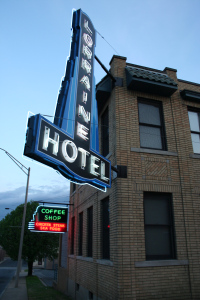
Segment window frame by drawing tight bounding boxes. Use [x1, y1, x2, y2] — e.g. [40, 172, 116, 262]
[101, 197, 110, 260]
[70, 216, 75, 255]
[78, 212, 83, 256]
[138, 98, 167, 151]
[143, 192, 176, 261]
[87, 206, 93, 257]
[188, 108, 200, 154]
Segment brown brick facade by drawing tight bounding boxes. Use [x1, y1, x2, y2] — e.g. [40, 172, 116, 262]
[57, 55, 200, 299]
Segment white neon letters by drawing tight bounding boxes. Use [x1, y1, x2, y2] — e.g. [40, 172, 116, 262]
[82, 91, 88, 104]
[62, 140, 78, 163]
[78, 17, 93, 145]
[77, 122, 89, 140]
[82, 45, 92, 60]
[78, 147, 90, 169]
[41, 126, 108, 181]
[84, 20, 93, 35]
[80, 75, 90, 91]
[90, 155, 100, 176]
[83, 33, 93, 48]
[78, 105, 90, 124]
[101, 161, 109, 182]
[81, 58, 92, 74]
[42, 126, 59, 156]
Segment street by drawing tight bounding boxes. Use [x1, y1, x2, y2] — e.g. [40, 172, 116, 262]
[0, 258, 27, 298]
[0, 257, 56, 299]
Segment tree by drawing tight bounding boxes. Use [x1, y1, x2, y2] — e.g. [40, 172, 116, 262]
[0, 201, 59, 276]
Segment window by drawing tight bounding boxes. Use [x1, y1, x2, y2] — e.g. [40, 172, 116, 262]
[72, 183, 76, 193]
[78, 212, 83, 256]
[102, 197, 110, 259]
[87, 206, 93, 257]
[188, 110, 200, 153]
[138, 99, 166, 150]
[144, 192, 176, 260]
[71, 217, 75, 255]
[101, 107, 109, 156]
[89, 291, 93, 300]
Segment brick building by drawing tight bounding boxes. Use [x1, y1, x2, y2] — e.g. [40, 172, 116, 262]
[57, 55, 200, 299]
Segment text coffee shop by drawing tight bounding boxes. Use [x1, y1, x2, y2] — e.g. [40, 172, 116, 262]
[24, 9, 200, 300]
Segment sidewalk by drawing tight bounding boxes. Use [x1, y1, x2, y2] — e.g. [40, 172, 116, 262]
[0, 270, 28, 300]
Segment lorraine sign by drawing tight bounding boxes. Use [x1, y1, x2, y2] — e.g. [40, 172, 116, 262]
[28, 205, 68, 233]
[24, 9, 111, 192]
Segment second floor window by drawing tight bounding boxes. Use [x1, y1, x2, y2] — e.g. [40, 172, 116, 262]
[188, 110, 200, 154]
[138, 99, 166, 150]
[144, 192, 176, 260]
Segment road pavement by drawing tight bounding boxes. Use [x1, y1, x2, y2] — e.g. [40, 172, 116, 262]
[0, 258, 55, 300]
[0, 258, 27, 298]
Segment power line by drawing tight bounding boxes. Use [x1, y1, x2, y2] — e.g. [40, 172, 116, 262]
[96, 30, 120, 55]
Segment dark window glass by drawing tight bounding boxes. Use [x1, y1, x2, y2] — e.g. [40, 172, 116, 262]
[89, 291, 93, 300]
[71, 216, 75, 255]
[78, 212, 83, 256]
[72, 183, 76, 193]
[144, 192, 176, 260]
[138, 100, 166, 150]
[87, 206, 93, 257]
[188, 110, 200, 153]
[102, 197, 110, 259]
[101, 107, 109, 156]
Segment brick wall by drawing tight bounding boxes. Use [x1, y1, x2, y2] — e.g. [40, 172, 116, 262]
[60, 55, 200, 299]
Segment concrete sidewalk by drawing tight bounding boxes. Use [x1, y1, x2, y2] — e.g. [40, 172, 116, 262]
[0, 270, 28, 300]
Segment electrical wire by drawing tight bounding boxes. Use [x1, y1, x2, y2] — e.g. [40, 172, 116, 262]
[96, 30, 120, 55]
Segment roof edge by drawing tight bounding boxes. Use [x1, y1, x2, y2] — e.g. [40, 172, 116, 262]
[126, 62, 164, 74]
[109, 55, 127, 65]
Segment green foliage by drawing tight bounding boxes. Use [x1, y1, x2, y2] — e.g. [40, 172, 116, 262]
[0, 201, 59, 265]
[26, 276, 72, 300]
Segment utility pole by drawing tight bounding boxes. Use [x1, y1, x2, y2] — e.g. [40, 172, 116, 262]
[0, 148, 30, 288]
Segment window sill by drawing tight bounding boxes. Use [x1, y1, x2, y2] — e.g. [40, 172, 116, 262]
[190, 153, 200, 159]
[131, 147, 178, 156]
[77, 256, 93, 262]
[96, 259, 113, 266]
[135, 259, 189, 268]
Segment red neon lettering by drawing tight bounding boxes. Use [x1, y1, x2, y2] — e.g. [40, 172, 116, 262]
[40, 226, 48, 231]
[50, 227, 61, 231]
[53, 223, 66, 228]
[36, 222, 51, 227]
[34, 221, 67, 232]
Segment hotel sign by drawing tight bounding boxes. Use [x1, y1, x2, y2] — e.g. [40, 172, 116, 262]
[28, 205, 68, 233]
[24, 9, 111, 192]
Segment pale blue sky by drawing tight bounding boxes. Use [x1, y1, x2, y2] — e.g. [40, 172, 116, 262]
[0, 0, 200, 220]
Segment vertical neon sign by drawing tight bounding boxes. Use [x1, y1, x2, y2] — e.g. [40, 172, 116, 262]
[54, 10, 99, 153]
[24, 9, 111, 192]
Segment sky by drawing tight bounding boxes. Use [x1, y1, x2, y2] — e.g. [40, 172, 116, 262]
[0, 0, 200, 221]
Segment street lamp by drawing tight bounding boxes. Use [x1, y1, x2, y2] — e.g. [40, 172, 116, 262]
[0, 148, 30, 288]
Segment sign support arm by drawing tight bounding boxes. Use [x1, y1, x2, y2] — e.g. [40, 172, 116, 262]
[95, 55, 116, 83]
